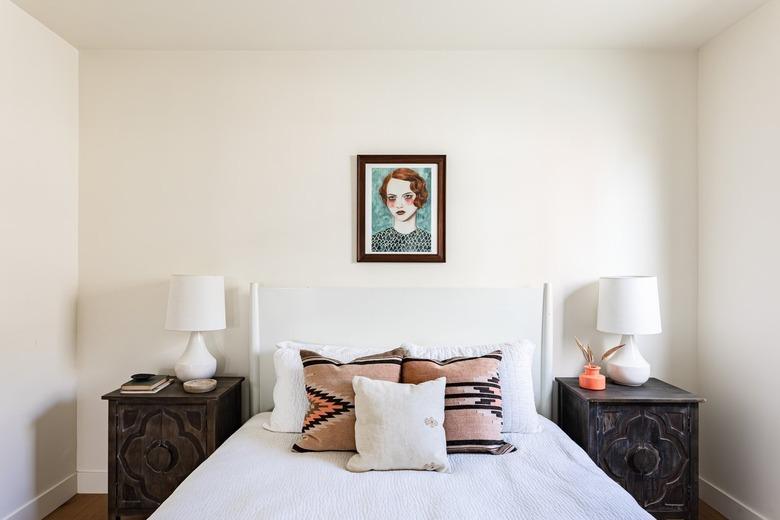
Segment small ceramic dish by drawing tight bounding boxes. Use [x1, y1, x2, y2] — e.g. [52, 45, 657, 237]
[183, 378, 218, 393]
[130, 373, 155, 381]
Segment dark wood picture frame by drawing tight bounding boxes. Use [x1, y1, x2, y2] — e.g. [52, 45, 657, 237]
[357, 154, 446, 263]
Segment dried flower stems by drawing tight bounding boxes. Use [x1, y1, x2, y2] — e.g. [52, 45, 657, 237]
[574, 337, 625, 368]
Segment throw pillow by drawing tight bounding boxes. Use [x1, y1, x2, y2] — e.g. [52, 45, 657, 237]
[347, 376, 450, 473]
[292, 348, 404, 452]
[403, 340, 541, 433]
[402, 350, 516, 454]
[266, 341, 388, 433]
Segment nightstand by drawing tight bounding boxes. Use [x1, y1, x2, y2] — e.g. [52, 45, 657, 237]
[556, 377, 704, 520]
[102, 377, 243, 519]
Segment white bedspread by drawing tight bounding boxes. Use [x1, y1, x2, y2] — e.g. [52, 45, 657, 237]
[151, 413, 651, 520]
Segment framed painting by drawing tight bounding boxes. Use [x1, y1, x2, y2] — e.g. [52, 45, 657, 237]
[357, 154, 446, 262]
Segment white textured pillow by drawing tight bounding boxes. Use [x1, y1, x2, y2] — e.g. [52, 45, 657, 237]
[265, 341, 388, 433]
[402, 340, 541, 433]
[347, 376, 450, 473]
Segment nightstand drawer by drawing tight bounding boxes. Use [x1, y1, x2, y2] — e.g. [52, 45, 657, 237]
[115, 404, 208, 511]
[595, 404, 692, 515]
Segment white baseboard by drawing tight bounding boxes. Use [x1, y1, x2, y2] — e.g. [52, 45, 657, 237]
[77, 470, 108, 494]
[701, 478, 769, 520]
[3, 473, 76, 520]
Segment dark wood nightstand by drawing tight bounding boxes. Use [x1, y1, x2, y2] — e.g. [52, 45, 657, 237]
[556, 377, 704, 520]
[102, 377, 243, 519]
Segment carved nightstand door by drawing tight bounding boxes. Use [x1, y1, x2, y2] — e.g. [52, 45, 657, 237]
[556, 377, 704, 520]
[115, 404, 207, 511]
[103, 377, 243, 519]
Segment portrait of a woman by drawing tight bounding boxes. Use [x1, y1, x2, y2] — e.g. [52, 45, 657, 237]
[371, 168, 432, 253]
[357, 154, 445, 262]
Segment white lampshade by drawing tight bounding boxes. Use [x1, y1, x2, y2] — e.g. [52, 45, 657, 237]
[165, 275, 226, 332]
[597, 276, 662, 335]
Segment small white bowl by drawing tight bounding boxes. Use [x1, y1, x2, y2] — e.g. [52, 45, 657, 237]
[183, 378, 217, 393]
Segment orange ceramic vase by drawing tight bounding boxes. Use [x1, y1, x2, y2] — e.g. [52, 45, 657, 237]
[579, 364, 606, 390]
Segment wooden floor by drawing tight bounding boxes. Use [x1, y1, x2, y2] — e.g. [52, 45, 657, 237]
[43, 494, 147, 520]
[44, 494, 105, 520]
[701, 500, 729, 520]
[46, 494, 729, 520]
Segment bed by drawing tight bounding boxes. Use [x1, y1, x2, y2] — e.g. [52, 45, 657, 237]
[150, 285, 652, 519]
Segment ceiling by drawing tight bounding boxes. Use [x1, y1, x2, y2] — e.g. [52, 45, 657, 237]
[12, 0, 768, 50]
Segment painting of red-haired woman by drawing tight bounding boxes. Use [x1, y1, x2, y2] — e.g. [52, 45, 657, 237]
[357, 155, 445, 262]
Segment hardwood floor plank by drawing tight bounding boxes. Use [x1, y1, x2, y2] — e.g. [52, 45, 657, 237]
[700, 499, 729, 520]
[44, 494, 106, 520]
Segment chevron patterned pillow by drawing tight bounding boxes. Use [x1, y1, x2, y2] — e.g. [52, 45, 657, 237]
[402, 350, 516, 454]
[292, 348, 404, 452]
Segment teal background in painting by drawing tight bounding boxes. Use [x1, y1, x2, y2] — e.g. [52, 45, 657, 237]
[371, 167, 432, 234]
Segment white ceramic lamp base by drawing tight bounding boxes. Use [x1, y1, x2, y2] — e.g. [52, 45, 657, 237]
[175, 331, 217, 382]
[606, 334, 650, 386]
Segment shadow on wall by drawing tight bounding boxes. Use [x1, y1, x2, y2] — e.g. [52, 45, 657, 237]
[562, 281, 601, 375]
[81, 281, 208, 372]
[554, 281, 600, 422]
[34, 399, 76, 516]
[79, 279, 252, 426]
[351, 155, 357, 263]
[222, 281, 252, 421]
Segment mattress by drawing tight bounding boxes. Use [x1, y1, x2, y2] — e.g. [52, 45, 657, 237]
[150, 413, 652, 520]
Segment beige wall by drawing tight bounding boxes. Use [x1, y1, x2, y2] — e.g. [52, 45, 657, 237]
[699, 2, 780, 519]
[0, 0, 79, 518]
[77, 49, 699, 490]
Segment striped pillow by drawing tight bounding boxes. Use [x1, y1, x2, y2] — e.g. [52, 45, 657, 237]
[292, 348, 404, 452]
[402, 350, 516, 454]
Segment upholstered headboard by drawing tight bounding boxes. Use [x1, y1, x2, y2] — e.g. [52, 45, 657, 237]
[249, 285, 553, 417]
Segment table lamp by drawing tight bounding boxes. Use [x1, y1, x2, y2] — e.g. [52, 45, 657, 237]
[165, 275, 226, 381]
[597, 276, 661, 386]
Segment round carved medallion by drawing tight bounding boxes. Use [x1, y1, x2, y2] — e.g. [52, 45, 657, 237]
[145, 440, 179, 473]
[627, 443, 660, 476]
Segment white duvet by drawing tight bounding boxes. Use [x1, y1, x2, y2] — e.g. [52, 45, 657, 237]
[151, 413, 651, 520]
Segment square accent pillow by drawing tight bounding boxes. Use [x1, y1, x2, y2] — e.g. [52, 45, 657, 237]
[347, 376, 450, 473]
[403, 340, 541, 433]
[266, 341, 388, 433]
[292, 348, 404, 452]
[402, 350, 516, 454]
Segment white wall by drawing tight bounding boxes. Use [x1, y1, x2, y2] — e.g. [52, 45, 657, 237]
[699, 2, 780, 519]
[0, 1, 79, 518]
[77, 50, 699, 489]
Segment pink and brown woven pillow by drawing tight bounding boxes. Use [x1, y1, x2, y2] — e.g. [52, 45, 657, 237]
[402, 350, 516, 454]
[292, 348, 404, 452]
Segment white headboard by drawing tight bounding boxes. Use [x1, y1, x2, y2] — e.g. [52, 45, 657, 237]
[249, 284, 553, 418]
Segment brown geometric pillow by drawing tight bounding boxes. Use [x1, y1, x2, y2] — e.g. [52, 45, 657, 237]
[292, 348, 404, 452]
[402, 350, 516, 454]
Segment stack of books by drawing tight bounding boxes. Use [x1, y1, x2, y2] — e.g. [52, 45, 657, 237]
[120, 375, 174, 394]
